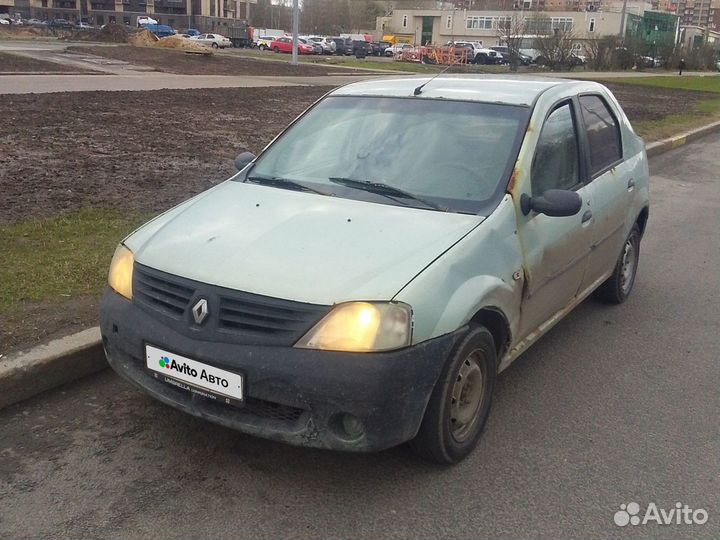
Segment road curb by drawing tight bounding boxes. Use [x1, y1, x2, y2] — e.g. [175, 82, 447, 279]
[0, 327, 105, 410]
[3, 119, 720, 411]
[645, 119, 720, 157]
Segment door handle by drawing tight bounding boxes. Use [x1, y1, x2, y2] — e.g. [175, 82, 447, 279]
[581, 210, 593, 223]
[627, 178, 635, 191]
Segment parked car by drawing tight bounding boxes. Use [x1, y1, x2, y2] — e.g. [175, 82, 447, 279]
[351, 39, 370, 57]
[190, 33, 232, 49]
[448, 41, 502, 65]
[0, 18, 9, 25]
[142, 24, 176, 38]
[372, 40, 391, 56]
[305, 36, 335, 54]
[299, 37, 323, 55]
[102, 76, 649, 464]
[491, 46, 532, 66]
[256, 36, 274, 50]
[384, 43, 413, 57]
[186, 28, 200, 37]
[48, 19, 73, 29]
[329, 36, 352, 56]
[137, 16, 158, 27]
[270, 36, 314, 55]
[75, 21, 92, 29]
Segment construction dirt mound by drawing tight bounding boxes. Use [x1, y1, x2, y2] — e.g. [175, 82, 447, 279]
[63, 23, 132, 43]
[152, 35, 211, 53]
[127, 28, 159, 47]
[0, 26, 51, 39]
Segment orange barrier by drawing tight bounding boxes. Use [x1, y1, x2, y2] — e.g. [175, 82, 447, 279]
[394, 46, 468, 65]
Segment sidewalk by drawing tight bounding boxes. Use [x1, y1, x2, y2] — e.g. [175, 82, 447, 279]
[0, 72, 384, 93]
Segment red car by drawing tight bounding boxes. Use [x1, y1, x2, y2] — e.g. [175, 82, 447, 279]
[271, 37, 314, 55]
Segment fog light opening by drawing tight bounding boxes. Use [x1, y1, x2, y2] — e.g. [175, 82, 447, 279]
[342, 413, 365, 438]
[329, 413, 365, 441]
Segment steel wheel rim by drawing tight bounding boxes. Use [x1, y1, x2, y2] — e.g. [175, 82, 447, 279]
[450, 350, 485, 442]
[620, 239, 636, 295]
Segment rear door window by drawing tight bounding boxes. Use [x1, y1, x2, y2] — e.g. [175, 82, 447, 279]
[579, 95, 622, 176]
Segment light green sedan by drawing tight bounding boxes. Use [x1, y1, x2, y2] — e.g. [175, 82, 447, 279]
[102, 76, 650, 463]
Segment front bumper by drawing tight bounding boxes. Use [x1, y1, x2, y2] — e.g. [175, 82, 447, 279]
[101, 288, 460, 452]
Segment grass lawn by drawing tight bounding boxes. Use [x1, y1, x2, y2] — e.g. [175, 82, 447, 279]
[0, 209, 150, 313]
[599, 76, 720, 141]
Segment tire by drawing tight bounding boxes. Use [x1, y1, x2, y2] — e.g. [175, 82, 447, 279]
[259, 44, 266, 51]
[273, 47, 280, 54]
[410, 326, 497, 464]
[212, 42, 219, 49]
[596, 223, 641, 304]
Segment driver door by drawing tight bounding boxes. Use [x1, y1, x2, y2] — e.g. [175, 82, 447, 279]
[516, 100, 595, 337]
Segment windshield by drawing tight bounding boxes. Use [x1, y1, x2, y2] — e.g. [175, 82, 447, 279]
[244, 96, 529, 214]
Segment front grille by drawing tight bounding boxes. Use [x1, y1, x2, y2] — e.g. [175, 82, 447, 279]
[133, 263, 330, 346]
[135, 265, 194, 317]
[243, 397, 305, 422]
[218, 295, 327, 340]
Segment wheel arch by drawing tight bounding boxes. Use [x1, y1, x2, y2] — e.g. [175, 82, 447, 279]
[636, 206, 649, 237]
[469, 307, 511, 362]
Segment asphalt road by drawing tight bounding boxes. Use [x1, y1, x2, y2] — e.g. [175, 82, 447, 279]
[1, 134, 719, 540]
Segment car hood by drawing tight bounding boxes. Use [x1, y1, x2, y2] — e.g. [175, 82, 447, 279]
[126, 181, 483, 305]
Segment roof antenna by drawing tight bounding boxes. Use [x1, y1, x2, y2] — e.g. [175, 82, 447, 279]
[413, 53, 461, 96]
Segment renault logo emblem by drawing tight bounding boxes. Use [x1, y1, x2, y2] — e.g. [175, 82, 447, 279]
[192, 298, 209, 325]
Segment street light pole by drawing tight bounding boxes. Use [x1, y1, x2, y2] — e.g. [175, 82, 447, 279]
[291, 0, 299, 66]
[619, 0, 628, 39]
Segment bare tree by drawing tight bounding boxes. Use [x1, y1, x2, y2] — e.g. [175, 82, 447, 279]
[584, 34, 619, 71]
[533, 24, 577, 71]
[496, 13, 527, 72]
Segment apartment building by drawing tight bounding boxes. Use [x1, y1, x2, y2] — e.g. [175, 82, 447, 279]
[674, 0, 720, 28]
[377, 1, 651, 45]
[3, 0, 256, 28]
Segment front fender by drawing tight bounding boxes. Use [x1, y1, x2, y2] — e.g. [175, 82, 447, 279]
[393, 196, 524, 347]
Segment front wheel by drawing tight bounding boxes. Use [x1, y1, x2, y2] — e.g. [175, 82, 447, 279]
[212, 42, 219, 49]
[596, 223, 641, 304]
[259, 44, 266, 51]
[410, 326, 496, 464]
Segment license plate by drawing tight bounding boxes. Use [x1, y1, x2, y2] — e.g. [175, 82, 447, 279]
[145, 344, 244, 405]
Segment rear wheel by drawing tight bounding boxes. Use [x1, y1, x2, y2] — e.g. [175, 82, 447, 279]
[273, 46, 280, 54]
[410, 326, 496, 464]
[212, 42, 219, 49]
[596, 223, 641, 304]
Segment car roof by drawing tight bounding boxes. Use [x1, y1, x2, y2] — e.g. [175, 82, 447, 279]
[330, 75, 602, 107]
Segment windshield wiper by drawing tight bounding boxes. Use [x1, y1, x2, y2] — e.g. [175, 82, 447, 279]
[328, 177, 446, 211]
[246, 175, 328, 196]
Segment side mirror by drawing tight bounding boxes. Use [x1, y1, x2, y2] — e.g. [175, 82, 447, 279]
[234, 151, 255, 171]
[520, 189, 582, 217]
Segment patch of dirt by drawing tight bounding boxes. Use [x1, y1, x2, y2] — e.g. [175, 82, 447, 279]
[1, 296, 100, 356]
[602, 82, 716, 123]
[67, 45, 381, 76]
[0, 25, 52, 39]
[0, 86, 330, 224]
[0, 51, 94, 73]
[0, 86, 330, 354]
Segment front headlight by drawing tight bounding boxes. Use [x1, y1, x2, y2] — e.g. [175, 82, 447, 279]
[108, 244, 134, 300]
[295, 302, 412, 352]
